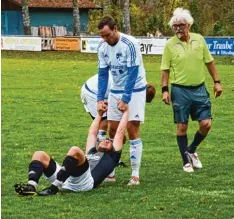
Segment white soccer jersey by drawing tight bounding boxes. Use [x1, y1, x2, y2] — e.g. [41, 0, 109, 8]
[98, 32, 147, 91]
[84, 74, 111, 99]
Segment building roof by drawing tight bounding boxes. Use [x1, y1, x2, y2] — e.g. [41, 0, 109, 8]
[11, 0, 101, 9]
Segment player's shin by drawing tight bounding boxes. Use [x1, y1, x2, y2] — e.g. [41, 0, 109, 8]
[28, 160, 44, 189]
[53, 156, 79, 188]
[130, 139, 143, 177]
[176, 135, 190, 165]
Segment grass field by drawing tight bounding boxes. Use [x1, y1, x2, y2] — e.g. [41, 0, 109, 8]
[2, 51, 234, 219]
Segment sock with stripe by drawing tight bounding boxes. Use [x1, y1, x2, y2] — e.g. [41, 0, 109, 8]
[130, 138, 143, 177]
[28, 160, 43, 189]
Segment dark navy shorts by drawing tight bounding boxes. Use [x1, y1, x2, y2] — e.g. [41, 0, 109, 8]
[171, 84, 212, 124]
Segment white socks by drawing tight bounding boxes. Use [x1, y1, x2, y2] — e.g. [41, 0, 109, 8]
[130, 138, 143, 177]
[28, 180, 38, 189]
[97, 130, 107, 142]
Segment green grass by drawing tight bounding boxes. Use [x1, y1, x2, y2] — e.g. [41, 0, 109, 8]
[2, 51, 234, 219]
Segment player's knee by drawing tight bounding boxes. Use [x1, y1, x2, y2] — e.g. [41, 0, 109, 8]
[68, 146, 81, 155]
[67, 146, 85, 160]
[31, 151, 49, 163]
[176, 123, 188, 135]
[200, 120, 211, 134]
[127, 121, 140, 139]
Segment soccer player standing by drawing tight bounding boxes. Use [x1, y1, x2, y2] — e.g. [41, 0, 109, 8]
[161, 8, 223, 172]
[97, 16, 147, 185]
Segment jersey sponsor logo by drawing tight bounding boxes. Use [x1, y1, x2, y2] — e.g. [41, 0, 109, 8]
[86, 154, 101, 161]
[135, 114, 139, 118]
[116, 52, 123, 60]
[119, 69, 124, 75]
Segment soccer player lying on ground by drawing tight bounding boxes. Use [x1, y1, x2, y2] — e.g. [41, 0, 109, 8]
[14, 103, 128, 196]
[81, 74, 156, 181]
[81, 73, 127, 173]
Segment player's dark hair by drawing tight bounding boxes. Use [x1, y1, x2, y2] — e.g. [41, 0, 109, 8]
[98, 15, 117, 30]
[146, 83, 156, 103]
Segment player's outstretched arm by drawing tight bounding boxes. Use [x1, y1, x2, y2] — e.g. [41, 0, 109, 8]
[86, 114, 102, 154]
[86, 104, 107, 154]
[113, 107, 129, 152]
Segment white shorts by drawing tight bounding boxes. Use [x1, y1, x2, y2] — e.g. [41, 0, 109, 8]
[80, 85, 107, 118]
[107, 89, 146, 122]
[43, 162, 94, 192]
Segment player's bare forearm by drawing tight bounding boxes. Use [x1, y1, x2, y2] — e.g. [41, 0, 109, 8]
[113, 107, 129, 151]
[86, 114, 102, 154]
[90, 114, 102, 135]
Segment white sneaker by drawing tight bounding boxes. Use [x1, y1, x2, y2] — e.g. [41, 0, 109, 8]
[127, 176, 140, 186]
[183, 163, 194, 173]
[188, 152, 203, 169]
[104, 176, 116, 182]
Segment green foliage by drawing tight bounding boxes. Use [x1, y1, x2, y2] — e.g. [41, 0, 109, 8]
[87, 9, 103, 35]
[189, 0, 201, 33]
[2, 51, 234, 219]
[88, 0, 234, 36]
[213, 21, 228, 36]
[130, 4, 166, 36]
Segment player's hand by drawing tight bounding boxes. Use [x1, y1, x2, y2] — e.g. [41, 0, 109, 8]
[162, 92, 170, 105]
[97, 101, 108, 116]
[213, 83, 222, 98]
[117, 100, 128, 112]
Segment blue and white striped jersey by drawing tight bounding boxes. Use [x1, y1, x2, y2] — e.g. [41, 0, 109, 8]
[84, 74, 111, 99]
[97, 32, 146, 91]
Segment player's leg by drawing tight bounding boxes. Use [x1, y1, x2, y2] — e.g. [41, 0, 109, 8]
[171, 85, 193, 172]
[103, 120, 119, 182]
[176, 123, 193, 172]
[38, 146, 88, 196]
[105, 92, 123, 181]
[127, 90, 146, 185]
[127, 121, 142, 185]
[187, 85, 212, 168]
[14, 151, 51, 196]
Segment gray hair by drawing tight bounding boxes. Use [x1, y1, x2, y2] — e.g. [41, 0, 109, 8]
[169, 8, 194, 27]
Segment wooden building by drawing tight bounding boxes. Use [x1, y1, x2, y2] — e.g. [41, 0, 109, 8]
[1, 0, 101, 35]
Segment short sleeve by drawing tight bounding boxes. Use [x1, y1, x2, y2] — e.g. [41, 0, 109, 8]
[126, 40, 141, 67]
[202, 36, 214, 63]
[160, 43, 171, 71]
[97, 41, 108, 68]
[87, 147, 97, 155]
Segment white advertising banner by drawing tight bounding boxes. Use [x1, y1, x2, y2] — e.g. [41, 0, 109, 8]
[1, 37, 42, 51]
[80, 37, 102, 53]
[80, 37, 167, 55]
[138, 38, 167, 55]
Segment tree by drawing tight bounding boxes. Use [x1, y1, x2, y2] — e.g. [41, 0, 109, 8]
[73, 0, 81, 36]
[102, 0, 110, 14]
[122, 0, 130, 34]
[21, 0, 31, 35]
